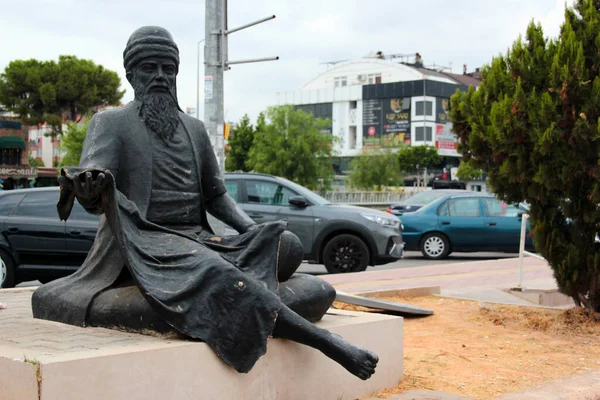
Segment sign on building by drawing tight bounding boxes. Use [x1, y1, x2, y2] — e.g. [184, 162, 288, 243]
[363, 97, 411, 147]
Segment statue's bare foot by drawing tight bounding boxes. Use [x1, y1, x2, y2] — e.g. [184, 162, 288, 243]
[328, 333, 378, 380]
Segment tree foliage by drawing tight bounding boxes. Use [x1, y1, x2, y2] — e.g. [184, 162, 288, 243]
[397, 145, 442, 173]
[449, 0, 600, 311]
[225, 114, 255, 172]
[348, 142, 403, 190]
[0, 56, 124, 138]
[28, 156, 45, 168]
[456, 160, 484, 181]
[247, 105, 335, 190]
[60, 117, 91, 167]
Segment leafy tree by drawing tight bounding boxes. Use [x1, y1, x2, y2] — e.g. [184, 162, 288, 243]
[28, 156, 45, 168]
[348, 141, 403, 190]
[450, 1, 600, 311]
[396, 145, 442, 185]
[0, 56, 124, 138]
[456, 160, 484, 181]
[247, 105, 335, 190]
[225, 114, 255, 172]
[397, 145, 442, 173]
[60, 117, 91, 167]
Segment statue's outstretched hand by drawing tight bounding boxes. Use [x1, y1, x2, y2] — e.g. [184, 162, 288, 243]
[59, 171, 107, 199]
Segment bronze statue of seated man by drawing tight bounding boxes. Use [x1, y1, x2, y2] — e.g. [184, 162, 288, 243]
[31, 26, 378, 380]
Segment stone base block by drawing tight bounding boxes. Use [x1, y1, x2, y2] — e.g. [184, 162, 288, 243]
[507, 287, 575, 307]
[0, 289, 403, 400]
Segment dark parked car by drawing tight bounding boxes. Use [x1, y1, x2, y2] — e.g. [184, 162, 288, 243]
[0, 187, 99, 288]
[0, 175, 404, 287]
[388, 189, 474, 216]
[224, 173, 403, 273]
[398, 192, 533, 259]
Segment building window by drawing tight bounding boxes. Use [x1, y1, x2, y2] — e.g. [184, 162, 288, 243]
[349, 101, 357, 109]
[334, 76, 347, 87]
[367, 73, 382, 84]
[0, 149, 21, 165]
[349, 126, 357, 149]
[415, 101, 433, 116]
[415, 127, 433, 142]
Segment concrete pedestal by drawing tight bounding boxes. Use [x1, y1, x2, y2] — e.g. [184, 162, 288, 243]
[0, 288, 403, 400]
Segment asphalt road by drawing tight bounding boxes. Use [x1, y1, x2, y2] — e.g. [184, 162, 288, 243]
[17, 251, 518, 287]
[297, 251, 519, 275]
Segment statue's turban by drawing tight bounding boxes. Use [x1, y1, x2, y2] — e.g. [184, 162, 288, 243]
[123, 26, 179, 72]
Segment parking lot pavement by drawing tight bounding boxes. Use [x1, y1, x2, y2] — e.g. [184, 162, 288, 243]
[15, 252, 521, 287]
[297, 251, 519, 275]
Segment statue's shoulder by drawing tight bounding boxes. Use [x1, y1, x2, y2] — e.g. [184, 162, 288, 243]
[179, 112, 207, 133]
[93, 103, 137, 123]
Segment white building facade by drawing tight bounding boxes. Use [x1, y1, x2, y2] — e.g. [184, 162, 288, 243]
[276, 58, 480, 176]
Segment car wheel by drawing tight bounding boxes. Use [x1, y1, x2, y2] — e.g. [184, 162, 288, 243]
[0, 250, 15, 288]
[323, 234, 370, 274]
[420, 233, 450, 260]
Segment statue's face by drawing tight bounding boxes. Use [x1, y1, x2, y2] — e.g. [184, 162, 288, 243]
[131, 56, 177, 96]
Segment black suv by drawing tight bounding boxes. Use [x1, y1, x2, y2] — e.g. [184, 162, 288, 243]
[0, 187, 98, 288]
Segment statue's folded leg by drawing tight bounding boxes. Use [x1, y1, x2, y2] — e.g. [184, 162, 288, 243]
[88, 274, 335, 333]
[87, 285, 175, 334]
[278, 274, 335, 322]
[277, 230, 303, 282]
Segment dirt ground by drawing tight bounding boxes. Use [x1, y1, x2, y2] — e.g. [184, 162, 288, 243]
[333, 296, 600, 400]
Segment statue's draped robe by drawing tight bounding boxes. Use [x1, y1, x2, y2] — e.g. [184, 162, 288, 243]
[32, 102, 285, 373]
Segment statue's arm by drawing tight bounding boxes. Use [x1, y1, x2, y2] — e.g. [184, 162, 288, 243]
[199, 122, 256, 233]
[72, 113, 121, 214]
[205, 193, 257, 233]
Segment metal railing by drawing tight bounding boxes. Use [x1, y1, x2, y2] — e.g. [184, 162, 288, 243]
[323, 188, 428, 205]
[517, 213, 545, 287]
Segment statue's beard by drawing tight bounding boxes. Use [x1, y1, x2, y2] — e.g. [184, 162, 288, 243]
[135, 83, 180, 143]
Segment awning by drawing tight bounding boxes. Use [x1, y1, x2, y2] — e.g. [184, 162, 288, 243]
[0, 136, 26, 149]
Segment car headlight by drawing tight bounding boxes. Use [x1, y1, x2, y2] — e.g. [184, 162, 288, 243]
[361, 213, 400, 228]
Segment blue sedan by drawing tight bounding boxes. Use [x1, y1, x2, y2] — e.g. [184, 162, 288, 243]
[398, 193, 533, 259]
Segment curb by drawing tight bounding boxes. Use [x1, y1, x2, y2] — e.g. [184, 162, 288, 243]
[493, 369, 600, 400]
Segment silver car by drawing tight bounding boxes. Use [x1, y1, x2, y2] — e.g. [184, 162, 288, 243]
[223, 172, 404, 273]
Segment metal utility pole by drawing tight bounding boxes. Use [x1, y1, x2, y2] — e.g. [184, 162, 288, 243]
[204, 0, 278, 172]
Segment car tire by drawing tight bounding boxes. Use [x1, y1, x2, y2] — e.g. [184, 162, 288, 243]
[323, 234, 370, 274]
[0, 250, 15, 288]
[420, 233, 450, 260]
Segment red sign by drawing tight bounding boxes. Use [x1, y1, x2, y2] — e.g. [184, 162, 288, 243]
[367, 126, 376, 137]
[435, 141, 457, 150]
[436, 125, 444, 136]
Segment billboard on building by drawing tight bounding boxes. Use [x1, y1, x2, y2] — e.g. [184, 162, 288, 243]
[363, 97, 411, 147]
[434, 97, 459, 156]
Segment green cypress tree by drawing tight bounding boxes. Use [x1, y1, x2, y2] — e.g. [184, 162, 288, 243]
[450, 0, 600, 311]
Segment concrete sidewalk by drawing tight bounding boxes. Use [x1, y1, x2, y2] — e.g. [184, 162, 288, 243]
[321, 256, 564, 307]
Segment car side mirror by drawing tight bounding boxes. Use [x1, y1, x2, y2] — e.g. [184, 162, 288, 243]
[289, 196, 309, 208]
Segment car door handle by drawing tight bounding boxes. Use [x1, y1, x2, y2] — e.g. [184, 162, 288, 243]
[487, 222, 497, 226]
[69, 230, 81, 235]
[248, 214, 264, 219]
[7, 227, 18, 233]
[441, 221, 451, 225]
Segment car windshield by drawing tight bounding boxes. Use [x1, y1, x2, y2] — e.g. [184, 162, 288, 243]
[403, 191, 452, 205]
[276, 177, 331, 205]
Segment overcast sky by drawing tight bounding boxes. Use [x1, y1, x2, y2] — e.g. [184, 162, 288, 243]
[0, 0, 573, 125]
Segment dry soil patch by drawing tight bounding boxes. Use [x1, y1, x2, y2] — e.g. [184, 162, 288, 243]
[333, 296, 600, 400]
